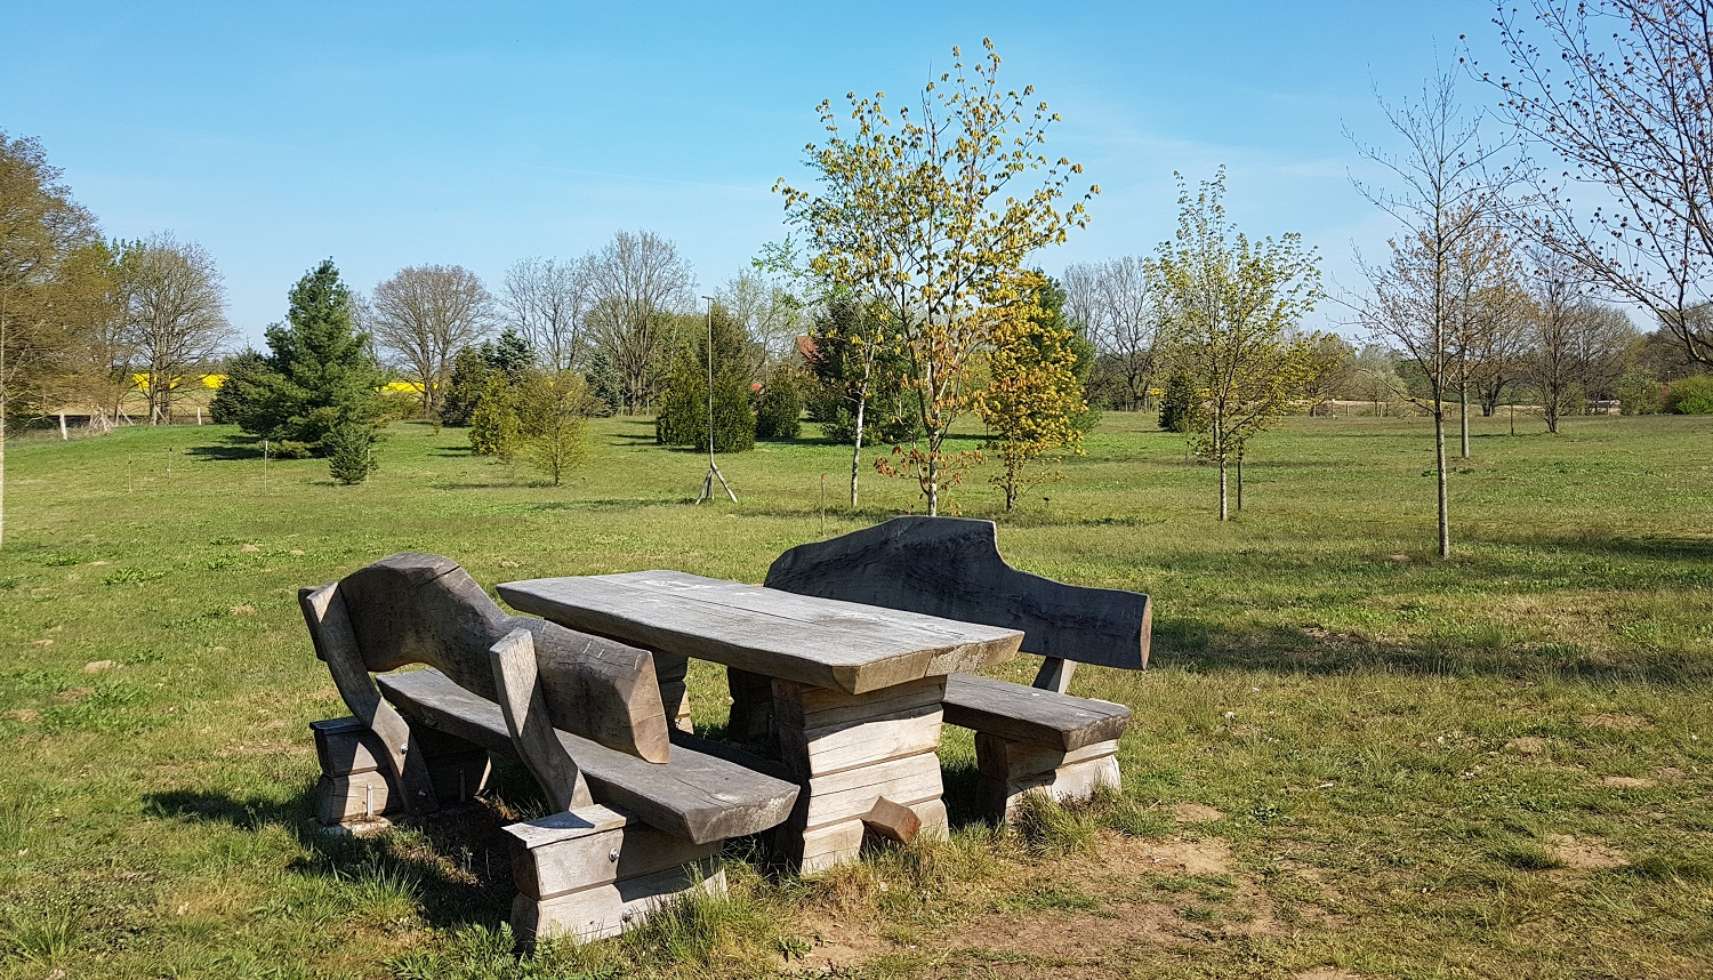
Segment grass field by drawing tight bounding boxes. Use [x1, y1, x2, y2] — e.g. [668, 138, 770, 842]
[1, 411, 1711, 978]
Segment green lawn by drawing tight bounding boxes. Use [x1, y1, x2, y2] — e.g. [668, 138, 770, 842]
[2, 411, 1711, 978]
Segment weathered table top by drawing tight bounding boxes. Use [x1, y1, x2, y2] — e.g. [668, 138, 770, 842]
[498, 571, 1024, 695]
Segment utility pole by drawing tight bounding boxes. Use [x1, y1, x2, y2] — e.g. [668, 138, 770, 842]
[695, 296, 736, 504]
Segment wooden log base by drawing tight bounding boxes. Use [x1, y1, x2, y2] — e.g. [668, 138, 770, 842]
[974, 733, 1122, 821]
[505, 804, 724, 946]
[310, 716, 492, 826]
[772, 676, 951, 873]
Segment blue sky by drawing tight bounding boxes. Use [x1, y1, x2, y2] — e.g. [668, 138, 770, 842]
[6, 0, 1506, 345]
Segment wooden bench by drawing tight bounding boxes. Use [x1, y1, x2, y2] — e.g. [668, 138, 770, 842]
[764, 517, 1150, 820]
[300, 554, 799, 944]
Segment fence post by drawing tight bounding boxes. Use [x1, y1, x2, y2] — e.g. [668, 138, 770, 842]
[59, 412, 68, 440]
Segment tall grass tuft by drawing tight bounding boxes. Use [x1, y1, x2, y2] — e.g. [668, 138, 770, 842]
[0, 903, 79, 964]
[1009, 792, 1099, 857]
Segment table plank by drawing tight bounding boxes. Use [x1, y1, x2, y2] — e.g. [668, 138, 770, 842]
[498, 571, 1023, 694]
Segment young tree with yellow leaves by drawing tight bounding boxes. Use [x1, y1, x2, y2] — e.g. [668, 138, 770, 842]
[1156, 168, 1322, 521]
[979, 273, 1088, 512]
[776, 38, 1096, 515]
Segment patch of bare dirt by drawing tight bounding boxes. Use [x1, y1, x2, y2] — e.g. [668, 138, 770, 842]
[1170, 803, 1225, 824]
[1599, 775, 1657, 789]
[1656, 767, 1686, 782]
[54, 687, 91, 703]
[82, 660, 116, 674]
[5, 709, 39, 724]
[229, 604, 256, 617]
[1548, 834, 1626, 871]
[1580, 713, 1652, 732]
[1505, 736, 1551, 755]
[1135, 838, 1234, 876]
[1296, 970, 1364, 980]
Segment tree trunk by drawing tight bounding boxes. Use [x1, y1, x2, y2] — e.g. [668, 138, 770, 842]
[1236, 452, 1244, 512]
[1217, 454, 1228, 522]
[1433, 406, 1450, 559]
[848, 393, 866, 509]
[925, 450, 939, 516]
[1459, 382, 1470, 459]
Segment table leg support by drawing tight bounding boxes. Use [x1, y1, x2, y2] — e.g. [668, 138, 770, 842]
[771, 676, 949, 873]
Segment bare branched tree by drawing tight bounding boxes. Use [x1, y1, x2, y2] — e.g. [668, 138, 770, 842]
[1477, 0, 1713, 366]
[1571, 303, 1639, 408]
[1066, 257, 1170, 410]
[1447, 219, 1516, 456]
[717, 269, 802, 376]
[587, 230, 694, 413]
[119, 234, 230, 423]
[504, 256, 592, 372]
[1522, 244, 1586, 433]
[1348, 68, 1515, 559]
[370, 264, 494, 420]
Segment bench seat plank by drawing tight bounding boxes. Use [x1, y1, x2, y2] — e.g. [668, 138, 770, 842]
[942, 674, 1131, 751]
[377, 669, 798, 845]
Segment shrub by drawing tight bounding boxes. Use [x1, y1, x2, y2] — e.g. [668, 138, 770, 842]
[754, 378, 803, 440]
[326, 422, 379, 485]
[468, 376, 521, 460]
[517, 370, 592, 486]
[1666, 373, 1713, 414]
[655, 308, 755, 453]
[1616, 372, 1666, 415]
[1158, 371, 1195, 433]
[269, 440, 312, 460]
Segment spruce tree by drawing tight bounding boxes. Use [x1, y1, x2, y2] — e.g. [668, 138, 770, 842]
[219, 259, 384, 452]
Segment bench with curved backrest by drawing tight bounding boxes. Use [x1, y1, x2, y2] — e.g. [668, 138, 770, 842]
[763, 517, 1150, 820]
[299, 553, 799, 944]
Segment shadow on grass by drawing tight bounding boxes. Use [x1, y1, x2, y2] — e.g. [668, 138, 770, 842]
[185, 436, 266, 461]
[141, 776, 534, 932]
[1154, 616, 1713, 687]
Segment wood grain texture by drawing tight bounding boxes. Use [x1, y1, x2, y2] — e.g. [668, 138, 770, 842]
[377, 669, 798, 844]
[299, 584, 440, 816]
[943, 673, 1131, 751]
[498, 571, 1022, 695]
[504, 806, 717, 901]
[314, 750, 490, 823]
[513, 861, 726, 946]
[862, 798, 920, 843]
[491, 627, 592, 811]
[764, 516, 1150, 671]
[322, 553, 671, 763]
[770, 676, 948, 872]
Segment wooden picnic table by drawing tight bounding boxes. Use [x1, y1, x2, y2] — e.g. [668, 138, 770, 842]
[498, 570, 1025, 870]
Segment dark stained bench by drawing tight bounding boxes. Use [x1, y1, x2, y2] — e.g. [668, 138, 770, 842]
[300, 554, 798, 944]
[764, 517, 1150, 820]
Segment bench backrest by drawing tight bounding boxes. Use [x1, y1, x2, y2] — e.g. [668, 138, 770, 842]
[764, 517, 1150, 689]
[303, 553, 671, 763]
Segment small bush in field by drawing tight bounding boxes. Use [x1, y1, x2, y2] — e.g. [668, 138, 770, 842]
[1666, 373, 1713, 414]
[754, 379, 803, 440]
[326, 422, 379, 484]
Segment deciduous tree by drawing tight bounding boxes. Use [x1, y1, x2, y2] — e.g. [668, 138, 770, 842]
[587, 230, 693, 413]
[1349, 69, 1512, 558]
[370, 264, 493, 422]
[1479, 0, 1713, 367]
[979, 273, 1088, 511]
[1157, 168, 1322, 520]
[1064, 257, 1169, 409]
[504, 256, 592, 372]
[118, 234, 230, 423]
[777, 38, 1096, 514]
